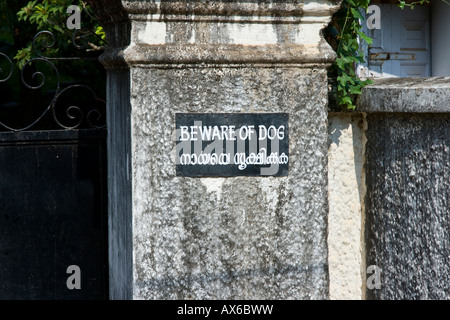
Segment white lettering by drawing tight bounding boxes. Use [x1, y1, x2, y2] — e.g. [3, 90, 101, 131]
[231, 149, 288, 171]
[219, 153, 230, 165]
[229, 126, 236, 141]
[239, 126, 248, 140]
[191, 153, 198, 165]
[178, 304, 211, 317]
[176, 119, 288, 175]
[199, 126, 212, 141]
[210, 153, 218, 165]
[258, 125, 285, 140]
[190, 126, 198, 141]
[267, 125, 277, 140]
[180, 153, 191, 165]
[277, 125, 285, 140]
[198, 153, 209, 165]
[211, 126, 221, 140]
[220, 125, 229, 140]
[180, 126, 190, 141]
[258, 125, 267, 140]
[248, 125, 255, 140]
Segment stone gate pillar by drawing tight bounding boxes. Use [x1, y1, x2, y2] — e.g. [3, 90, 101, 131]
[88, 0, 341, 299]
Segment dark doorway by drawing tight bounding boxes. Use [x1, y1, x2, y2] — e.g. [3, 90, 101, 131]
[0, 129, 108, 299]
[0, 28, 108, 299]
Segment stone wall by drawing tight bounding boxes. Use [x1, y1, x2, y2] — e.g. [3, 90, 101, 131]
[88, 0, 342, 300]
[359, 78, 450, 300]
[88, 0, 450, 300]
[131, 66, 335, 300]
[327, 78, 450, 300]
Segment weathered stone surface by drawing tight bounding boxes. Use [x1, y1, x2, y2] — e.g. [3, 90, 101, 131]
[131, 67, 330, 299]
[358, 77, 450, 113]
[365, 113, 450, 299]
[87, 0, 341, 299]
[89, 0, 340, 69]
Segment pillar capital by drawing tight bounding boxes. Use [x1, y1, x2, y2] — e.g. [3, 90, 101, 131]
[88, 0, 342, 68]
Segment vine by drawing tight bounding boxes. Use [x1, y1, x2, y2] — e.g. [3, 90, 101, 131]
[327, 0, 448, 111]
[326, 0, 373, 111]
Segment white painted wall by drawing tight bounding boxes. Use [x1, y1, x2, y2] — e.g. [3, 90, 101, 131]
[327, 114, 366, 300]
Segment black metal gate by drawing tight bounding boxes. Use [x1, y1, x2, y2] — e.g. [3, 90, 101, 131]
[0, 30, 108, 299]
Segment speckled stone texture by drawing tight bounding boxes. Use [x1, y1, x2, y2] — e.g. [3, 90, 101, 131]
[131, 67, 330, 299]
[357, 77, 450, 113]
[365, 113, 450, 300]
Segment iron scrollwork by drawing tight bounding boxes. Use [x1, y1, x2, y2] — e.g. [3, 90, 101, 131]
[0, 29, 106, 132]
[0, 53, 13, 83]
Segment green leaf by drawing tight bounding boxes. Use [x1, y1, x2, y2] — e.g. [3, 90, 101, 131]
[357, 30, 373, 45]
[53, 24, 63, 33]
[337, 74, 352, 86]
[13, 45, 32, 70]
[328, 0, 375, 111]
[349, 85, 362, 95]
[351, 8, 363, 20]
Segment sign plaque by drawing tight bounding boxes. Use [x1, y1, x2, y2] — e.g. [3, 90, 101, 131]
[175, 113, 289, 177]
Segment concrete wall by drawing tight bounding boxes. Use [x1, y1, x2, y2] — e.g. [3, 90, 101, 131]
[90, 0, 343, 300]
[358, 78, 450, 300]
[131, 66, 332, 300]
[364, 112, 450, 299]
[327, 77, 450, 300]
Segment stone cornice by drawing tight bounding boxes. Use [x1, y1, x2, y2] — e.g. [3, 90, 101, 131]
[121, 0, 340, 18]
[357, 77, 450, 113]
[87, 0, 342, 69]
[121, 41, 336, 68]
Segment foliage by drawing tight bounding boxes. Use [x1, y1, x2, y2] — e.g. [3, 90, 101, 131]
[398, 0, 449, 9]
[14, 0, 105, 68]
[0, 0, 106, 112]
[0, 0, 15, 44]
[326, 0, 373, 111]
[17, 0, 68, 33]
[397, 0, 429, 8]
[14, 45, 33, 70]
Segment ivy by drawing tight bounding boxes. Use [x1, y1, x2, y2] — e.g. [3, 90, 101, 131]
[397, 0, 450, 9]
[327, 0, 450, 111]
[326, 0, 373, 111]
